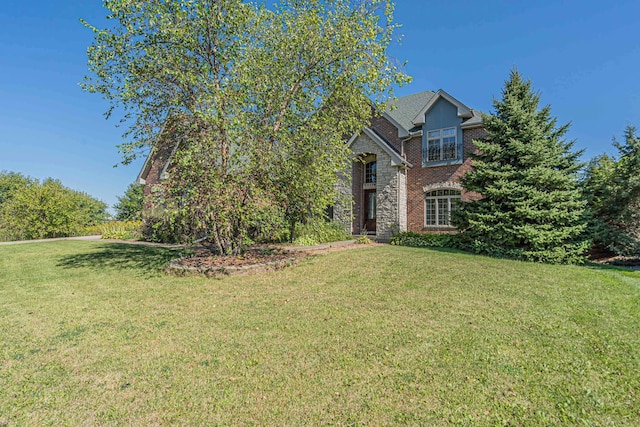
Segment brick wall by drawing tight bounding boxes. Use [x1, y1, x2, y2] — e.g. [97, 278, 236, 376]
[405, 126, 485, 232]
[352, 160, 364, 234]
[370, 115, 402, 153]
[140, 141, 176, 215]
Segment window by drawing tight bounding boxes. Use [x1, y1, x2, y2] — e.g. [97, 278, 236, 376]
[424, 127, 458, 163]
[425, 189, 461, 227]
[365, 161, 377, 184]
[367, 191, 377, 220]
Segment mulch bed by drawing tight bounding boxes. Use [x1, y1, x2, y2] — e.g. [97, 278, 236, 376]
[167, 247, 305, 277]
[588, 248, 640, 268]
[166, 242, 380, 277]
[175, 248, 301, 269]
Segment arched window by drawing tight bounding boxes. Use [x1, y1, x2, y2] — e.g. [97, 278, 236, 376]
[425, 189, 461, 227]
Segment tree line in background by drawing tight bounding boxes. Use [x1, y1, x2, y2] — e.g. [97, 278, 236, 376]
[582, 125, 640, 256]
[0, 172, 109, 241]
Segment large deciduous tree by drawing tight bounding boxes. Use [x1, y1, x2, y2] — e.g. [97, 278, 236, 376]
[582, 125, 640, 255]
[453, 70, 589, 264]
[82, 0, 409, 254]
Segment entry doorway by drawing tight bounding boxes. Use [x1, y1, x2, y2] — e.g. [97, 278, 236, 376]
[363, 189, 377, 234]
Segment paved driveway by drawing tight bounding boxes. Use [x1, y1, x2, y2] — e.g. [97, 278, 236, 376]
[0, 235, 102, 245]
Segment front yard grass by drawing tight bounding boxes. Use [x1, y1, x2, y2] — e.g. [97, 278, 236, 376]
[1, 241, 638, 425]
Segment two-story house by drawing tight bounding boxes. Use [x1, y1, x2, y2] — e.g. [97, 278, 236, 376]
[138, 89, 485, 242]
[343, 89, 484, 241]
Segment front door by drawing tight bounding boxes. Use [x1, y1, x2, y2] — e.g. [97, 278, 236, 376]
[363, 189, 377, 233]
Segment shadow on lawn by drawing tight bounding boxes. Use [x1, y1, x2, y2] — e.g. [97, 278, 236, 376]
[585, 262, 640, 273]
[56, 243, 184, 276]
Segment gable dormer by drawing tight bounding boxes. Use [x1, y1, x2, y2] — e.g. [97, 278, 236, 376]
[411, 89, 475, 167]
[411, 89, 473, 127]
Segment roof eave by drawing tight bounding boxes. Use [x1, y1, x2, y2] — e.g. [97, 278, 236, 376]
[136, 150, 154, 184]
[356, 127, 412, 167]
[461, 122, 484, 130]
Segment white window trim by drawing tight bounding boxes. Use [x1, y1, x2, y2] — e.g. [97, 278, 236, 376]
[424, 189, 461, 227]
[425, 126, 458, 163]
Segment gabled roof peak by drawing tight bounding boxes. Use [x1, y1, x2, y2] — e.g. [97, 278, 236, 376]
[411, 89, 473, 127]
[348, 127, 412, 167]
[383, 91, 436, 135]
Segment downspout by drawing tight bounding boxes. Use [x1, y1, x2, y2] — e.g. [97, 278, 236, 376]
[401, 130, 422, 161]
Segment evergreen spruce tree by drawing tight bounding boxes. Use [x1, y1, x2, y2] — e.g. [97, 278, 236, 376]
[453, 70, 589, 264]
[582, 125, 640, 255]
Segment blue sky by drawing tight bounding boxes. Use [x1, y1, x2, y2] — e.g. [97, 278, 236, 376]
[1, 1, 639, 212]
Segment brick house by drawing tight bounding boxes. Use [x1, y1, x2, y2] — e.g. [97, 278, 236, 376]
[136, 117, 189, 211]
[137, 89, 485, 241]
[342, 89, 485, 241]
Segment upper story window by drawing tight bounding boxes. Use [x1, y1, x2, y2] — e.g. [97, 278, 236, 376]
[423, 127, 459, 165]
[365, 161, 377, 184]
[425, 189, 461, 227]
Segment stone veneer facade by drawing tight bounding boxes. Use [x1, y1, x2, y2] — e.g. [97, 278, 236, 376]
[349, 130, 408, 241]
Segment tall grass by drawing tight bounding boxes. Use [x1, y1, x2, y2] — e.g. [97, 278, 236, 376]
[84, 220, 142, 240]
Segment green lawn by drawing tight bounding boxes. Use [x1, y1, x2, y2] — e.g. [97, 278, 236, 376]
[1, 241, 639, 426]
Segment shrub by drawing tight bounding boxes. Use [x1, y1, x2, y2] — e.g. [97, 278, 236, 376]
[292, 219, 351, 246]
[141, 209, 202, 244]
[0, 176, 108, 241]
[390, 232, 454, 249]
[292, 235, 319, 246]
[355, 235, 372, 244]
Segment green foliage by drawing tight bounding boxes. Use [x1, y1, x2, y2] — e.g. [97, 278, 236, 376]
[390, 231, 453, 248]
[83, 0, 409, 255]
[0, 172, 35, 241]
[292, 235, 319, 247]
[355, 235, 372, 244]
[94, 221, 143, 240]
[0, 171, 33, 206]
[113, 183, 143, 221]
[141, 209, 201, 244]
[582, 126, 640, 255]
[292, 219, 351, 246]
[0, 174, 108, 241]
[453, 70, 589, 264]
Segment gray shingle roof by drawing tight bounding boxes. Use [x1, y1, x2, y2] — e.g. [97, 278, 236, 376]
[462, 109, 483, 128]
[384, 90, 483, 132]
[385, 91, 436, 133]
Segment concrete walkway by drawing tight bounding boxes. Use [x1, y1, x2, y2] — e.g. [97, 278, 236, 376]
[0, 235, 194, 249]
